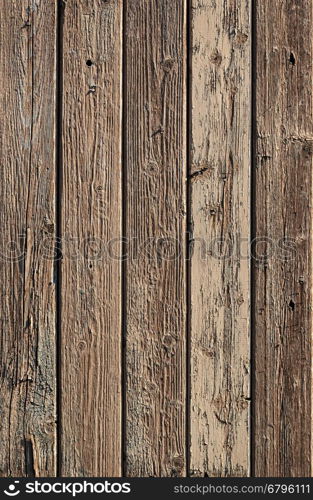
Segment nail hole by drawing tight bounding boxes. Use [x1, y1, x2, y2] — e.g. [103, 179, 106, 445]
[86, 60, 93, 67]
[289, 52, 296, 65]
[289, 300, 295, 311]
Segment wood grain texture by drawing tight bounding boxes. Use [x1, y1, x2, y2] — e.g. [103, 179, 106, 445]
[124, 0, 187, 477]
[60, 0, 122, 476]
[254, 0, 313, 477]
[1, 0, 312, 479]
[0, 0, 57, 476]
[189, 0, 251, 477]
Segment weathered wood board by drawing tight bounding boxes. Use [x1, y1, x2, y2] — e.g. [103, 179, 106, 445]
[0, 0, 57, 476]
[124, 0, 187, 477]
[60, 0, 122, 477]
[253, 0, 313, 477]
[189, 0, 251, 477]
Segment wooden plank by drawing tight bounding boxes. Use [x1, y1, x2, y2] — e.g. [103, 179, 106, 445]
[124, 0, 187, 477]
[254, 0, 313, 477]
[189, 0, 251, 477]
[0, 0, 57, 476]
[60, 0, 122, 476]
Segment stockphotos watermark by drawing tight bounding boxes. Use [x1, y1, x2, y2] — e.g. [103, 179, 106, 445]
[0, 233, 298, 264]
[2, 480, 131, 497]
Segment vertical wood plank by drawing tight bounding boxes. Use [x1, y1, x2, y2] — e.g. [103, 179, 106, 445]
[125, 0, 187, 477]
[0, 0, 57, 476]
[60, 0, 122, 476]
[254, 0, 313, 477]
[189, 0, 251, 477]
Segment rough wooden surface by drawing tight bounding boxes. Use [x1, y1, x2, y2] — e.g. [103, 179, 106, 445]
[1, 0, 313, 479]
[60, 0, 122, 476]
[254, 0, 313, 477]
[189, 0, 251, 477]
[124, 0, 187, 477]
[0, 0, 57, 476]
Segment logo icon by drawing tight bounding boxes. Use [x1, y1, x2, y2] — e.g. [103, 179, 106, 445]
[4, 481, 20, 497]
